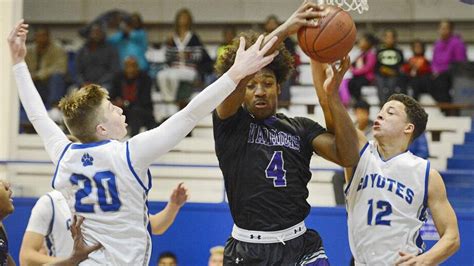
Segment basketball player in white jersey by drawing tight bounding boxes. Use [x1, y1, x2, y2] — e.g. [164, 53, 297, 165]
[19, 183, 187, 265]
[8, 20, 281, 265]
[311, 60, 460, 265]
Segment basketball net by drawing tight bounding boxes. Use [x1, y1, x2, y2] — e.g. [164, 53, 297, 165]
[321, 0, 369, 14]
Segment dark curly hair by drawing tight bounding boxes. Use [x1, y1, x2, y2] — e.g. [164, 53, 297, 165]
[387, 94, 428, 142]
[214, 31, 294, 84]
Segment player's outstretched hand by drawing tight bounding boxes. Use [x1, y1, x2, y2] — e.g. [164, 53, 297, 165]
[169, 182, 189, 208]
[7, 19, 28, 65]
[322, 56, 351, 96]
[282, 0, 325, 35]
[68, 216, 102, 264]
[226, 35, 279, 83]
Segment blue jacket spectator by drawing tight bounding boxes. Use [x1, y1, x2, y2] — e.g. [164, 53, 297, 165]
[108, 13, 149, 70]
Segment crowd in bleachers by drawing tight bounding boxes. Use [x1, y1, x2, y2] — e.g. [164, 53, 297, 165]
[20, 9, 472, 137]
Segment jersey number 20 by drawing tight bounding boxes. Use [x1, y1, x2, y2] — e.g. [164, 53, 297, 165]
[70, 171, 121, 213]
[265, 151, 287, 187]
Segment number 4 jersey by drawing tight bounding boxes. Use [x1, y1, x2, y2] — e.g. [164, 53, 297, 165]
[213, 107, 326, 231]
[52, 140, 152, 266]
[345, 141, 430, 265]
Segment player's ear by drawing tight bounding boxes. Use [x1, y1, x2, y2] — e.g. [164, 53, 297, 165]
[96, 123, 107, 137]
[404, 123, 415, 135]
[277, 84, 281, 95]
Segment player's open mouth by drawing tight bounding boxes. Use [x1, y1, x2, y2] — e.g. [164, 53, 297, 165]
[255, 101, 267, 108]
[373, 121, 381, 129]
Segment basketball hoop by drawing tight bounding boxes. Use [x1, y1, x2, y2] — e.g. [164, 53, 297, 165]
[324, 0, 369, 14]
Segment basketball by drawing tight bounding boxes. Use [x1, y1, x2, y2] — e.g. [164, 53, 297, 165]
[297, 5, 357, 63]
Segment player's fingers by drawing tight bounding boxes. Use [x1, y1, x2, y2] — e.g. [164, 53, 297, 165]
[340, 56, 351, 72]
[395, 252, 413, 264]
[177, 182, 184, 190]
[297, 0, 310, 12]
[252, 34, 265, 52]
[300, 10, 325, 21]
[76, 215, 85, 228]
[236, 37, 245, 54]
[87, 243, 103, 253]
[259, 36, 278, 55]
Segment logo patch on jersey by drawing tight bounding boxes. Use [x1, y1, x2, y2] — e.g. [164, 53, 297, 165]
[247, 123, 301, 151]
[81, 153, 94, 167]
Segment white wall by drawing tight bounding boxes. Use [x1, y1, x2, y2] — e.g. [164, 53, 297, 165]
[23, 0, 474, 23]
[0, 0, 23, 180]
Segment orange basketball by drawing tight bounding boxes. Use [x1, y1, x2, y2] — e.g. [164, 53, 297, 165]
[297, 5, 357, 63]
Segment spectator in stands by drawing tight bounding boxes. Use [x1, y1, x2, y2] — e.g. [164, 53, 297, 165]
[332, 100, 373, 205]
[375, 29, 405, 105]
[430, 20, 467, 103]
[157, 251, 178, 266]
[25, 26, 67, 110]
[111, 56, 157, 136]
[216, 26, 237, 60]
[208, 246, 224, 266]
[157, 8, 213, 118]
[76, 24, 120, 91]
[263, 14, 299, 109]
[108, 12, 149, 71]
[402, 40, 432, 100]
[348, 33, 377, 102]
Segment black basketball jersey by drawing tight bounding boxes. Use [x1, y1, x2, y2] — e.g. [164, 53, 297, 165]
[0, 225, 8, 266]
[213, 107, 326, 231]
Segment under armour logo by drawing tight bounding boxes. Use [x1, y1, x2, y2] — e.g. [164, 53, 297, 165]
[235, 258, 244, 264]
[294, 227, 303, 234]
[250, 234, 261, 240]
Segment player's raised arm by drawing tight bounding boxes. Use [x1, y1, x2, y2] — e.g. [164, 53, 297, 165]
[8, 20, 69, 164]
[215, 0, 325, 120]
[149, 183, 188, 235]
[128, 35, 278, 170]
[396, 169, 460, 265]
[310, 57, 359, 167]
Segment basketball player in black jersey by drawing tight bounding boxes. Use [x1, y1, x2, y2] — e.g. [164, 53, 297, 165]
[213, 2, 359, 265]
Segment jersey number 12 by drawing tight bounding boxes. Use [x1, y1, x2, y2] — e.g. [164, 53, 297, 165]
[367, 199, 392, 226]
[70, 171, 121, 213]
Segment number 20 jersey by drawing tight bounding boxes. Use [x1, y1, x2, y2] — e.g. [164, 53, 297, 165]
[345, 141, 430, 265]
[52, 140, 152, 266]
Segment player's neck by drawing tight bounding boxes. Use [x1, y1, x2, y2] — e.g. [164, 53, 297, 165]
[375, 139, 408, 161]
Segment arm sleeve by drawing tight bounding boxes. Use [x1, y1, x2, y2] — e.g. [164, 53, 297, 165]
[128, 73, 237, 171]
[25, 196, 53, 236]
[13, 62, 70, 164]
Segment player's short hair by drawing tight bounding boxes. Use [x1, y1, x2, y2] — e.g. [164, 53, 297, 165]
[158, 251, 177, 263]
[353, 100, 370, 112]
[387, 94, 428, 142]
[214, 30, 294, 85]
[58, 84, 109, 143]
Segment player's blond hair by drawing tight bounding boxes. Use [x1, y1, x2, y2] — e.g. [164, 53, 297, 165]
[58, 84, 109, 143]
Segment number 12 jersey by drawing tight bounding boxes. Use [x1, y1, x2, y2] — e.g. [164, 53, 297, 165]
[345, 141, 430, 265]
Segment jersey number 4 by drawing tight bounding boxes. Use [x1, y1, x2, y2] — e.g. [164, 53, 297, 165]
[70, 171, 121, 213]
[367, 199, 392, 226]
[265, 151, 287, 187]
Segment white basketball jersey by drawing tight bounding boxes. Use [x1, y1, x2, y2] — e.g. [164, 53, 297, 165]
[26, 190, 73, 257]
[52, 140, 152, 266]
[345, 141, 430, 265]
